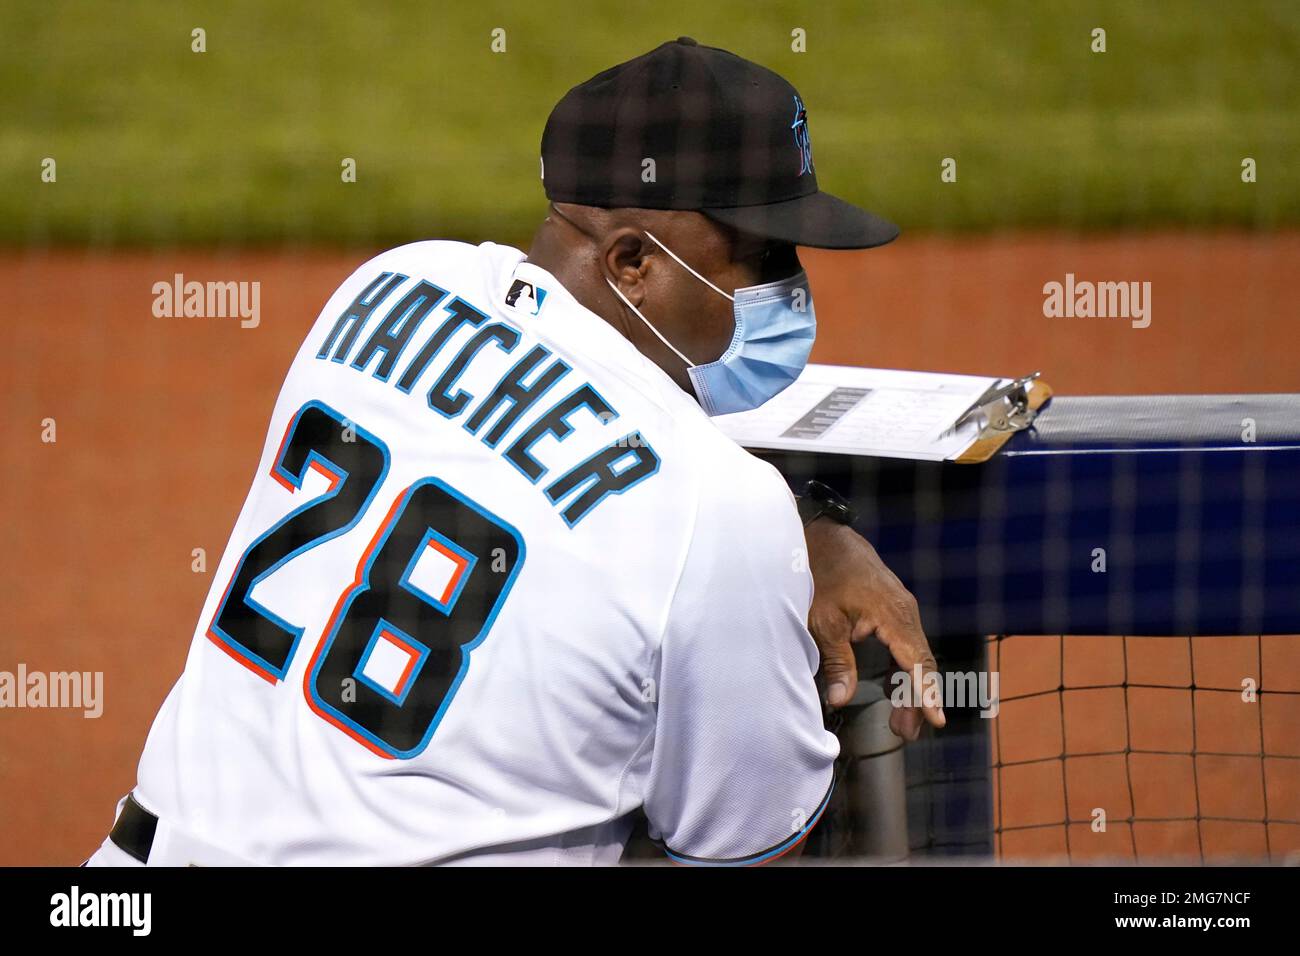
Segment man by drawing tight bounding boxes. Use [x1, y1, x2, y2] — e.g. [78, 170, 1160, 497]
[86, 37, 942, 867]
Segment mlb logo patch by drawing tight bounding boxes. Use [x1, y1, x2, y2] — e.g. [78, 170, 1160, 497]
[506, 278, 548, 316]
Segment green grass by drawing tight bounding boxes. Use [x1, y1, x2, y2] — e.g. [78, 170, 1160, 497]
[1, 0, 1297, 246]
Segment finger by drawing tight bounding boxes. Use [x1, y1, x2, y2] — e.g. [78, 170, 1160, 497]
[881, 643, 946, 727]
[901, 664, 947, 730]
[873, 615, 946, 729]
[808, 610, 858, 709]
[889, 704, 924, 742]
[897, 658, 949, 729]
[923, 697, 947, 729]
[820, 635, 858, 709]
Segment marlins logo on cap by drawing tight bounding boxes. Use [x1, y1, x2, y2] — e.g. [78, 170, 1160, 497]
[791, 95, 813, 175]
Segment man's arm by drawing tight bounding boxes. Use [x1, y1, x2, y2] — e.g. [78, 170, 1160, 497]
[641, 467, 838, 865]
[796, 481, 946, 738]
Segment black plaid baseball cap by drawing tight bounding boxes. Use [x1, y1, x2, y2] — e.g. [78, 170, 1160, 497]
[540, 37, 898, 250]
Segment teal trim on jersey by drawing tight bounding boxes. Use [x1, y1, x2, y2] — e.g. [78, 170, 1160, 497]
[662, 773, 837, 867]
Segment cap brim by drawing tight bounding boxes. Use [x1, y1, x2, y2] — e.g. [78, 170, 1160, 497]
[701, 190, 899, 250]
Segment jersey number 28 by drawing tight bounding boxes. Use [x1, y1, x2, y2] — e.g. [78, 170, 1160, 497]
[206, 400, 524, 758]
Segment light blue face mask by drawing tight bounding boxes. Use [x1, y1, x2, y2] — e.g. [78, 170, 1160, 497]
[604, 229, 816, 416]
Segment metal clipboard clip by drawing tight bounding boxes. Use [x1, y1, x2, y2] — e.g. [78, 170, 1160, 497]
[953, 370, 1042, 433]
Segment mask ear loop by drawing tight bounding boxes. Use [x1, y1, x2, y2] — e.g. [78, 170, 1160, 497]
[549, 205, 707, 369]
[643, 230, 736, 302]
[602, 278, 697, 369]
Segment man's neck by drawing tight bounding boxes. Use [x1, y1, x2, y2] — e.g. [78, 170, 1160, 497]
[524, 226, 693, 396]
[525, 228, 627, 338]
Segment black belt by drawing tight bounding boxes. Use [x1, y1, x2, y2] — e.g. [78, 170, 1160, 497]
[109, 794, 159, 864]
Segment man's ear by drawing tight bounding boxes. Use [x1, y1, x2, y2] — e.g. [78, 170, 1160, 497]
[604, 229, 652, 307]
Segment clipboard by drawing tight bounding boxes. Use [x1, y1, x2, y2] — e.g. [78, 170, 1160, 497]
[712, 365, 1052, 462]
[952, 374, 1053, 464]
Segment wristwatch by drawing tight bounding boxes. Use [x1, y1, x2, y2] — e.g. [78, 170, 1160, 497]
[795, 480, 857, 527]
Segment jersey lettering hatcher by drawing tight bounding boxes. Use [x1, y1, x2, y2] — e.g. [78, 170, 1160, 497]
[314, 270, 661, 527]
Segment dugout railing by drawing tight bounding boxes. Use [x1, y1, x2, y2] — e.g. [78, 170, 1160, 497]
[763, 394, 1300, 863]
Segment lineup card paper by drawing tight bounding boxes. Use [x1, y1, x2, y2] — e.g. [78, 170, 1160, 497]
[713, 364, 1003, 461]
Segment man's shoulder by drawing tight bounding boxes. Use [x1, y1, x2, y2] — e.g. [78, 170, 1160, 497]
[676, 421, 797, 521]
[665, 427, 808, 613]
[350, 239, 522, 282]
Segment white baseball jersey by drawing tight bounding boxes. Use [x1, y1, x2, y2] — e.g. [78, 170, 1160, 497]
[108, 240, 838, 866]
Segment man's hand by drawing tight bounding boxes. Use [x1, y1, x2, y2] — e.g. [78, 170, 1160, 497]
[803, 517, 946, 740]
